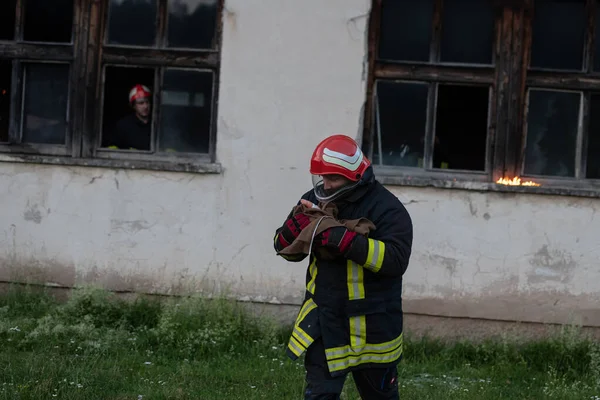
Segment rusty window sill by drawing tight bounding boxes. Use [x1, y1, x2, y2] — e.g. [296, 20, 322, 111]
[0, 154, 223, 174]
[376, 170, 600, 199]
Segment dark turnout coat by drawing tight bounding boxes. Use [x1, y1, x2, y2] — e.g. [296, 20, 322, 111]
[274, 170, 413, 377]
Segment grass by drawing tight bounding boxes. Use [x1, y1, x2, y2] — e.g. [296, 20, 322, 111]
[1, 284, 600, 399]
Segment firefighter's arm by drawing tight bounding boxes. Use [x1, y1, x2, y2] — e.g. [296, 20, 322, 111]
[272, 192, 315, 263]
[345, 206, 413, 277]
[273, 227, 308, 263]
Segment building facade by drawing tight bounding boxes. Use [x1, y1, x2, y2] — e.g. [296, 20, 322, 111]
[1, 0, 600, 331]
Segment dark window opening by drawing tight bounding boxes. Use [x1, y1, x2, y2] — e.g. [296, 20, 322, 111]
[108, 0, 157, 47]
[595, 4, 600, 72]
[433, 84, 489, 171]
[586, 94, 600, 178]
[374, 80, 428, 167]
[21, 63, 70, 145]
[101, 65, 155, 151]
[23, 0, 74, 43]
[0, 61, 11, 143]
[158, 69, 213, 153]
[167, 0, 218, 49]
[0, 0, 17, 40]
[378, 0, 434, 62]
[524, 89, 580, 177]
[530, 0, 585, 71]
[440, 0, 495, 64]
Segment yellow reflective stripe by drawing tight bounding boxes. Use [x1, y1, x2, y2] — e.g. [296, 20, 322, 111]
[363, 239, 385, 273]
[293, 325, 312, 348]
[306, 257, 317, 294]
[287, 336, 304, 357]
[347, 261, 365, 300]
[296, 298, 317, 323]
[327, 336, 403, 372]
[349, 315, 366, 348]
[287, 298, 318, 358]
[328, 347, 402, 372]
[326, 332, 403, 359]
[326, 334, 403, 359]
[347, 260, 366, 350]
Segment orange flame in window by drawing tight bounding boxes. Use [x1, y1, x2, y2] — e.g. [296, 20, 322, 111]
[496, 177, 540, 187]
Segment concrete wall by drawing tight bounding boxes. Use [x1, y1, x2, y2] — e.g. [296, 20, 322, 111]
[0, 0, 371, 305]
[1, 0, 599, 329]
[393, 188, 600, 327]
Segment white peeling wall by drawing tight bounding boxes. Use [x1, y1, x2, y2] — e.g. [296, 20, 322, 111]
[1, 0, 599, 328]
[394, 188, 600, 327]
[0, 0, 372, 306]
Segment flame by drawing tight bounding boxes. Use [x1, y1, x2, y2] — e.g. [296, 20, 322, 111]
[496, 177, 540, 187]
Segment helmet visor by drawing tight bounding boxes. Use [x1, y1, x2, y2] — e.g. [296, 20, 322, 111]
[312, 174, 360, 203]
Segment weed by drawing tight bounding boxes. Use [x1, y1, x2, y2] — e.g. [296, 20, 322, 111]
[0, 284, 599, 399]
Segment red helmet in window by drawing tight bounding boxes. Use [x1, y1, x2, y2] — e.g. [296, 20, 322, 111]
[129, 84, 151, 104]
[310, 134, 371, 202]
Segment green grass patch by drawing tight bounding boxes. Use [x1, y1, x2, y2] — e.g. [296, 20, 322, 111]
[0, 284, 599, 399]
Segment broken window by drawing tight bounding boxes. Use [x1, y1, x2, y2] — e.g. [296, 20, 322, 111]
[522, 0, 600, 183]
[369, 0, 600, 191]
[370, 0, 495, 175]
[167, 0, 219, 49]
[23, 0, 74, 43]
[434, 84, 489, 171]
[0, 61, 10, 143]
[374, 81, 490, 171]
[99, 66, 215, 154]
[0, 0, 223, 166]
[101, 66, 155, 151]
[94, 0, 222, 160]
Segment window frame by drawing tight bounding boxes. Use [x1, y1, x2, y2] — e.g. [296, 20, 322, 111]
[364, 0, 503, 184]
[516, 0, 600, 185]
[364, 0, 600, 197]
[84, 0, 223, 164]
[0, 0, 224, 173]
[0, 0, 84, 157]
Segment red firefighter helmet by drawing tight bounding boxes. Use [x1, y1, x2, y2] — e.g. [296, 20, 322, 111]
[129, 84, 151, 104]
[309, 135, 371, 202]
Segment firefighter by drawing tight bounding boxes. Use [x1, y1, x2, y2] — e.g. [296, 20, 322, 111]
[107, 84, 152, 151]
[273, 134, 413, 399]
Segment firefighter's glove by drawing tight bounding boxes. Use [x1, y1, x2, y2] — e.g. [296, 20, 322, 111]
[314, 226, 357, 257]
[279, 212, 311, 248]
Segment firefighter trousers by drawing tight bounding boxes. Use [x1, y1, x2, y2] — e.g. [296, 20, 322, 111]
[303, 338, 399, 400]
